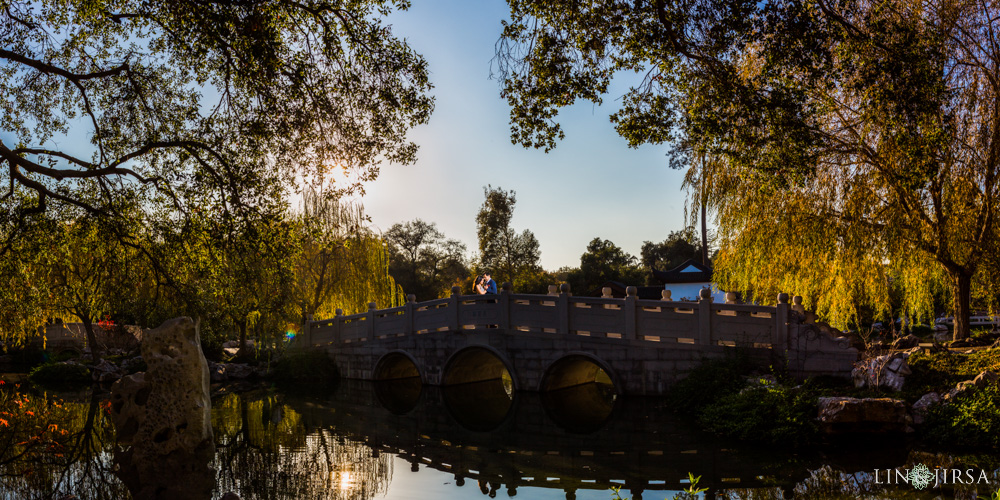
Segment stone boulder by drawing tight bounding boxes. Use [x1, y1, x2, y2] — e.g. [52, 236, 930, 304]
[208, 361, 257, 382]
[972, 370, 999, 387]
[934, 330, 951, 343]
[222, 339, 256, 357]
[891, 334, 920, 349]
[852, 352, 911, 391]
[817, 397, 911, 433]
[91, 359, 123, 383]
[910, 392, 941, 425]
[943, 370, 999, 402]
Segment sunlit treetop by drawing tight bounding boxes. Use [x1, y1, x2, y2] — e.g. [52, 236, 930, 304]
[0, 0, 433, 239]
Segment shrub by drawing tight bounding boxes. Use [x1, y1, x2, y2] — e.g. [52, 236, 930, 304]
[668, 355, 757, 413]
[923, 384, 1000, 449]
[5, 342, 47, 370]
[27, 362, 91, 388]
[905, 350, 1000, 400]
[198, 323, 225, 362]
[699, 383, 819, 447]
[271, 349, 338, 387]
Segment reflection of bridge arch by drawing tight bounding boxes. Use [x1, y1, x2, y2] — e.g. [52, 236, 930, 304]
[373, 350, 422, 381]
[442, 345, 518, 390]
[540, 352, 619, 394]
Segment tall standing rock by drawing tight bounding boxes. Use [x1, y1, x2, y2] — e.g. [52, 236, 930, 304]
[110, 317, 214, 499]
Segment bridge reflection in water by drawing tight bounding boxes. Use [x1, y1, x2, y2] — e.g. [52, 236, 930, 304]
[286, 378, 843, 500]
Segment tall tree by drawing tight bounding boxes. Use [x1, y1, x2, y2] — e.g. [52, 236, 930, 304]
[641, 228, 704, 277]
[574, 237, 645, 294]
[475, 186, 542, 291]
[385, 219, 469, 300]
[0, 0, 433, 248]
[495, 0, 1000, 339]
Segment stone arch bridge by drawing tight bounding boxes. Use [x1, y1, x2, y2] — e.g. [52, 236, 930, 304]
[294, 285, 858, 396]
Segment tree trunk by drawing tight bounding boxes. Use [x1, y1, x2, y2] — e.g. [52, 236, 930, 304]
[81, 316, 102, 363]
[236, 320, 249, 358]
[951, 270, 972, 341]
[700, 201, 709, 266]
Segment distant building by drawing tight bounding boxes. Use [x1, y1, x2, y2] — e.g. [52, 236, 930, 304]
[651, 259, 728, 302]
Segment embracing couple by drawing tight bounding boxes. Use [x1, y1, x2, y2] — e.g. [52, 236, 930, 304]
[474, 272, 497, 295]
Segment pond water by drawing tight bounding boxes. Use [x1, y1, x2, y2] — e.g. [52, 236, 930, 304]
[0, 376, 998, 499]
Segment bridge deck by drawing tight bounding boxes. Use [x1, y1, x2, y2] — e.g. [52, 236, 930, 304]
[297, 289, 858, 395]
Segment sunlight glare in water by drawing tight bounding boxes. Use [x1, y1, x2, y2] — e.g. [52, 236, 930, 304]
[337, 470, 354, 491]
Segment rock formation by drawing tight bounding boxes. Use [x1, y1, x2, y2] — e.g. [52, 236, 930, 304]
[109, 317, 214, 499]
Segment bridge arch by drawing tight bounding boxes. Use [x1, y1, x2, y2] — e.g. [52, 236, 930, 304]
[373, 350, 422, 381]
[442, 345, 518, 390]
[539, 352, 620, 394]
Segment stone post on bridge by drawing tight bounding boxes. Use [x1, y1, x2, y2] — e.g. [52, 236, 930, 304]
[334, 309, 343, 343]
[698, 288, 713, 345]
[500, 283, 512, 330]
[450, 286, 461, 330]
[625, 286, 638, 339]
[775, 293, 790, 348]
[557, 283, 571, 334]
[367, 302, 377, 340]
[405, 294, 416, 335]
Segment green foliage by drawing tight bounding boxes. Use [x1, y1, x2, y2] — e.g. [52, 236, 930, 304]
[923, 383, 1000, 449]
[905, 350, 1000, 399]
[0, 0, 433, 219]
[641, 228, 707, 280]
[5, 343, 47, 370]
[567, 237, 646, 294]
[475, 186, 543, 292]
[27, 363, 91, 388]
[271, 350, 339, 387]
[699, 383, 819, 447]
[385, 219, 469, 301]
[199, 323, 225, 363]
[496, 0, 1000, 340]
[668, 355, 756, 413]
[295, 189, 405, 320]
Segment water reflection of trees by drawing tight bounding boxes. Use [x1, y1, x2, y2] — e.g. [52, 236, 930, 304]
[212, 391, 392, 500]
[0, 386, 128, 499]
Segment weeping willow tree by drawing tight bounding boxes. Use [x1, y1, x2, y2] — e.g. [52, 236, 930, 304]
[295, 188, 403, 322]
[494, 0, 1000, 340]
[688, 153, 955, 329]
[680, 1, 1000, 339]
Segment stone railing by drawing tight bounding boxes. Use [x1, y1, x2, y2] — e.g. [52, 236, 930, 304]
[300, 284, 807, 351]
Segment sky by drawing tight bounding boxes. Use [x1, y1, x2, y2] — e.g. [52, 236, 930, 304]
[2, 1, 693, 272]
[361, 0, 692, 271]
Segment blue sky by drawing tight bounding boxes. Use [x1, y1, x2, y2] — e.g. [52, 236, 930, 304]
[2, 1, 692, 272]
[363, 0, 691, 270]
